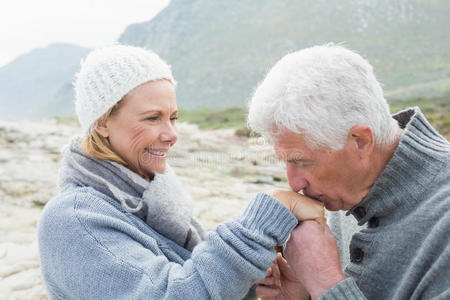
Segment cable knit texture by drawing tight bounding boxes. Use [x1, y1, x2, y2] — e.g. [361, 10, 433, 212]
[38, 182, 297, 299]
[326, 107, 450, 299]
[74, 44, 175, 135]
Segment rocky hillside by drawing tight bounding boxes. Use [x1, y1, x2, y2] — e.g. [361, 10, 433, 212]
[0, 43, 91, 119]
[0, 1, 448, 118]
[0, 120, 288, 298]
[120, 0, 450, 108]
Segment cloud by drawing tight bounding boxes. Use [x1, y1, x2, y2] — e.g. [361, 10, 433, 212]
[0, 0, 170, 67]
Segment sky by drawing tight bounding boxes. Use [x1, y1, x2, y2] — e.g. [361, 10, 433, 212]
[0, 0, 170, 67]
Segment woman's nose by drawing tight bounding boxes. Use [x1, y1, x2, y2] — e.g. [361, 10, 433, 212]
[160, 122, 178, 144]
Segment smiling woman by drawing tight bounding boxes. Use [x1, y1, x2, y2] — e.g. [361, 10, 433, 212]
[83, 79, 178, 178]
[37, 44, 325, 299]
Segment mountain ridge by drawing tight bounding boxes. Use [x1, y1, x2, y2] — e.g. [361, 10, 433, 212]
[119, 0, 450, 109]
[0, 43, 91, 119]
[0, 0, 449, 119]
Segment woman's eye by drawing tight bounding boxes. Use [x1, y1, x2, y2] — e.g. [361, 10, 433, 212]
[170, 116, 178, 121]
[146, 116, 159, 121]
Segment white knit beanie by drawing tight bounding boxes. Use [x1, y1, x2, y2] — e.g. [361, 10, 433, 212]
[74, 44, 175, 135]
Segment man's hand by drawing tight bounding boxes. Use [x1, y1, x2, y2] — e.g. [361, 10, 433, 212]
[284, 221, 345, 300]
[256, 252, 310, 300]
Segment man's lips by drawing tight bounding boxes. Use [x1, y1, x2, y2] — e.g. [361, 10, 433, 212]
[303, 191, 323, 202]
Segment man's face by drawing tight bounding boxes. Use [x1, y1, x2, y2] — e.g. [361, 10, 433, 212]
[274, 129, 365, 211]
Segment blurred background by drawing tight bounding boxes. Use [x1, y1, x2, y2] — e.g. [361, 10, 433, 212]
[0, 0, 449, 298]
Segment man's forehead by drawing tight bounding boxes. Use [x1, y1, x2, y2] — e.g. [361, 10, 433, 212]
[273, 130, 312, 159]
[273, 129, 308, 148]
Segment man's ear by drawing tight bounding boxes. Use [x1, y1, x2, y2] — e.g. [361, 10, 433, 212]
[94, 119, 110, 138]
[347, 125, 374, 158]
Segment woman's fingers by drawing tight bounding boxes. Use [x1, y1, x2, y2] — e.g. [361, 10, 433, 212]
[255, 284, 280, 298]
[256, 259, 281, 298]
[258, 275, 275, 286]
[271, 260, 281, 287]
[276, 252, 298, 280]
[257, 266, 275, 286]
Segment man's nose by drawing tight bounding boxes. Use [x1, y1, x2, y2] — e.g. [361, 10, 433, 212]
[286, 164, 308, 192]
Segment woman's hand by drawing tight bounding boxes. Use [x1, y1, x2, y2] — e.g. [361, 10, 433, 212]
[256, 252, 310, 300]
[268, 190, 325, 227]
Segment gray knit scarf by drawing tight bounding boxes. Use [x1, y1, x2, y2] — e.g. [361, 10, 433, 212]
[59, 137, 206, 251]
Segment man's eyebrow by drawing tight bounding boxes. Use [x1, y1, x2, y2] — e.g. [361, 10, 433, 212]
[287, 158, 302, 163]
[286, 157, 310, 163]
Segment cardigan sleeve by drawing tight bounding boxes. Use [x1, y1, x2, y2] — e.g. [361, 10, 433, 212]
[38, 190, 297, 300]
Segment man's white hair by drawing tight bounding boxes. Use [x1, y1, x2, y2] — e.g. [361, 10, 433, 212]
[247, 44, 398, 151]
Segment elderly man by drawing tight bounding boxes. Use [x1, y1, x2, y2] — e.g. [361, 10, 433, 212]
[249, 45, 450, 299]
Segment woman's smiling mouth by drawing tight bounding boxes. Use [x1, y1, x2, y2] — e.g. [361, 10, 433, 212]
[145, 148, 168, 157]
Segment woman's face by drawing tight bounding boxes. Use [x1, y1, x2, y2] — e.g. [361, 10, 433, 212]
[97, 80, 178, 177]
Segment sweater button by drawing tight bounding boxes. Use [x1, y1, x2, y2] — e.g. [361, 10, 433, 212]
[353, 206, 366, 220]
[351, 247, 364, 263]
[368, 217, 379, 228]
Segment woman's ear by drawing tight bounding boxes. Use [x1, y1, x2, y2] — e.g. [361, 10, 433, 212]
[94, 119, 110, 138]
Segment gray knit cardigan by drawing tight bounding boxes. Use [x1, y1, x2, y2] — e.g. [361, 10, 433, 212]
[326, 107, 450, 299]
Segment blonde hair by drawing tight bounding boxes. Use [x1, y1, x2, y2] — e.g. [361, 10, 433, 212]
[80, 102, 128, 167]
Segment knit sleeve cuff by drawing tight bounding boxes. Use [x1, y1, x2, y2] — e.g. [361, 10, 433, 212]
[237, 192, 298, 245]
[319, 277, 367, 300]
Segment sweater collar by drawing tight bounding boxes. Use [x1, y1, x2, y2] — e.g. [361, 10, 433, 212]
[347, 107, 450, 225]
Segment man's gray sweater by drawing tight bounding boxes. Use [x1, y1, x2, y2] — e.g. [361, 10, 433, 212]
[325, 107, 450, 299]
